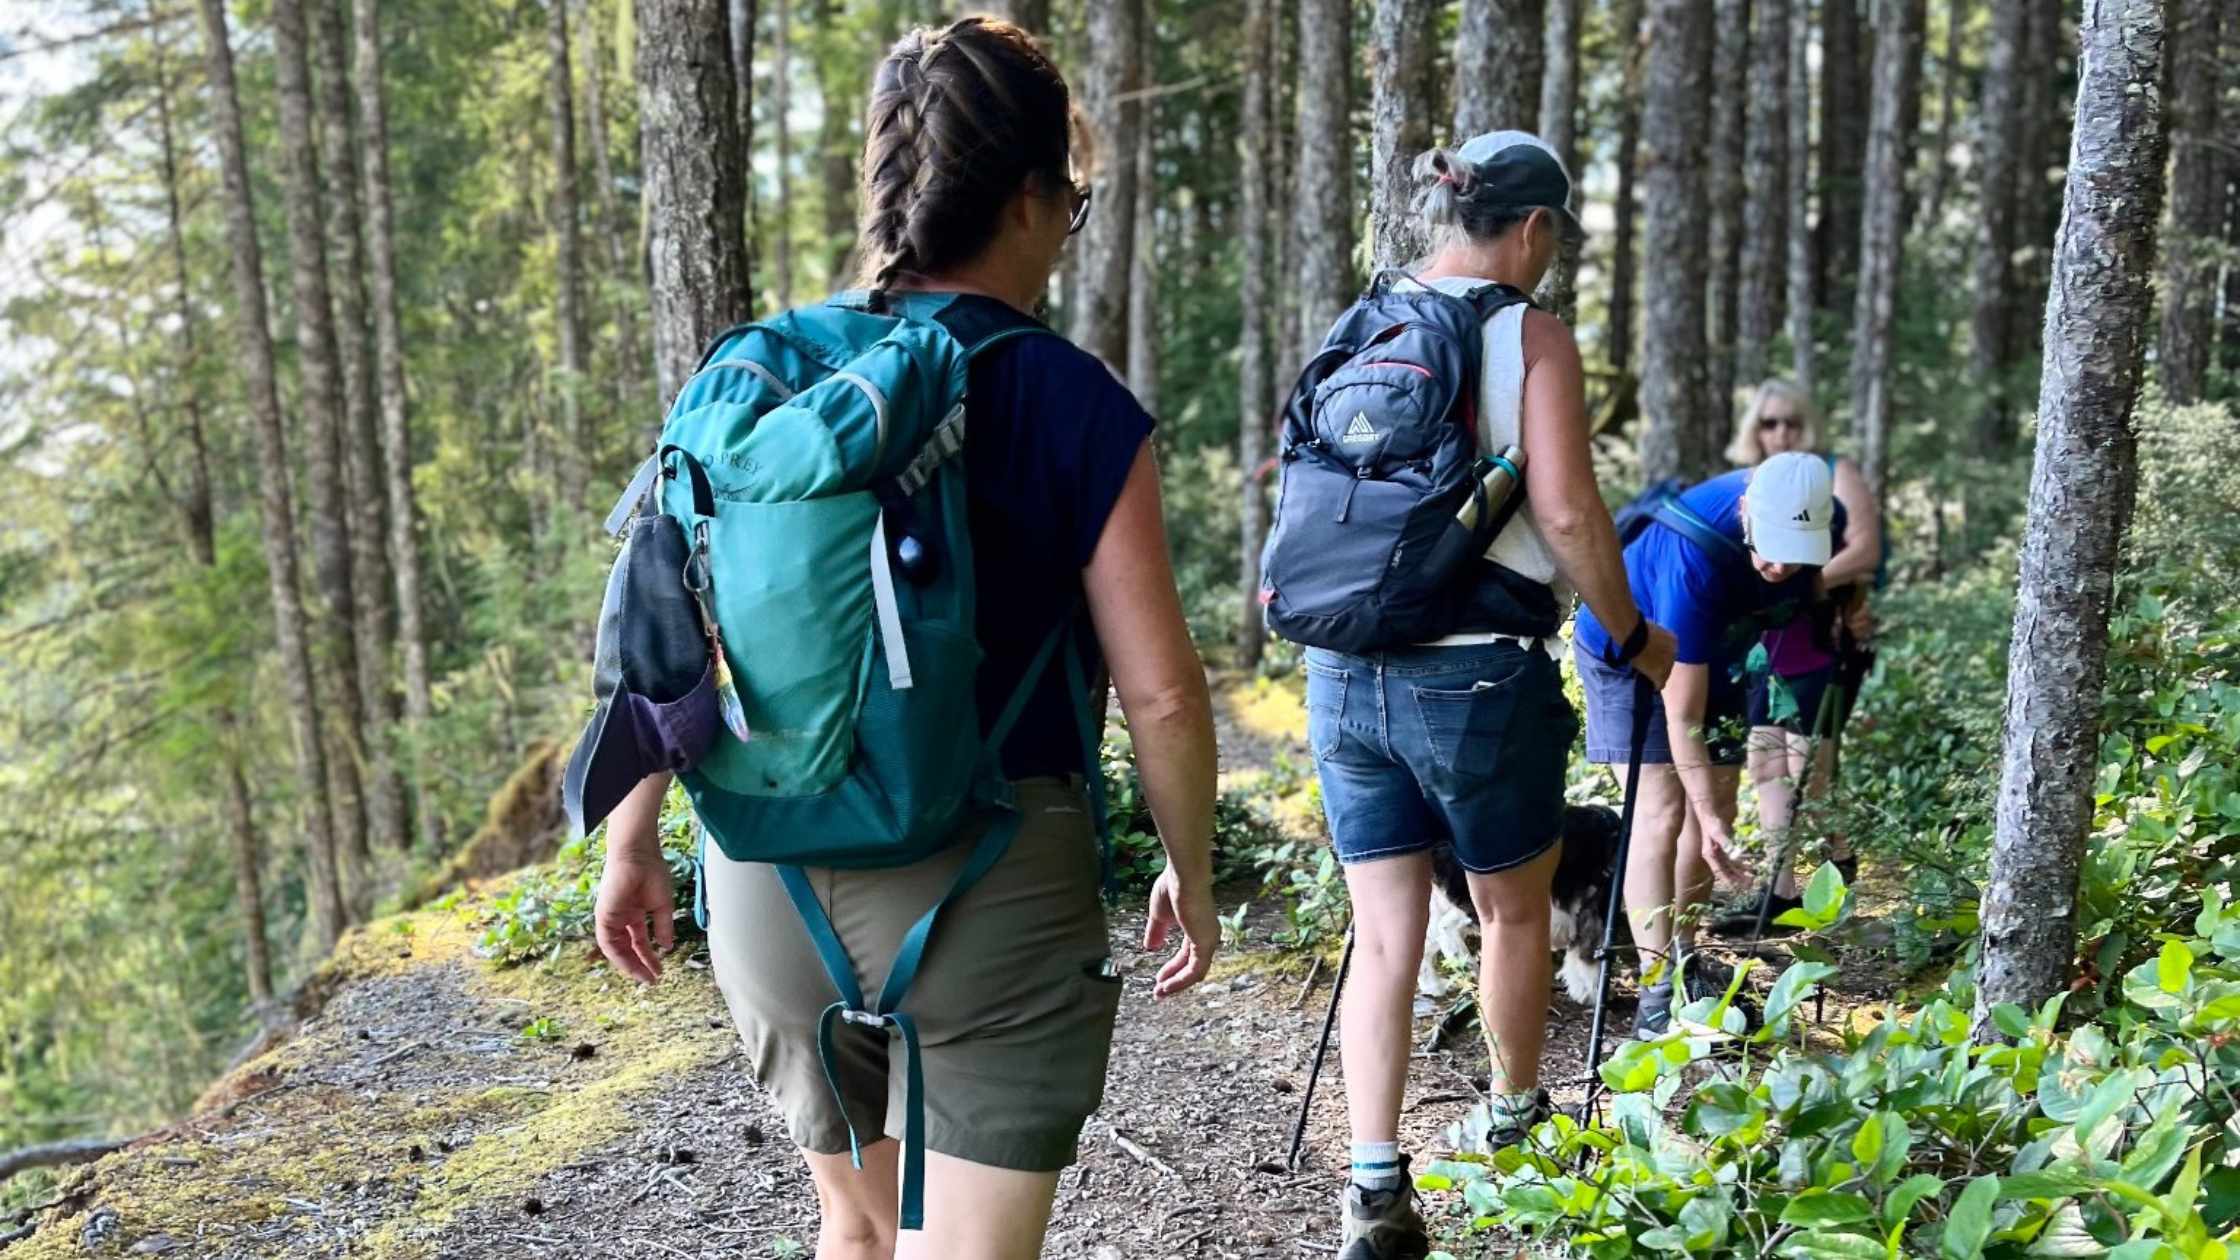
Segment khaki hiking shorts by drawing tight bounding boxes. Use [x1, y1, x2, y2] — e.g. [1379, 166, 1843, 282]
[703, 777, 1123, 1172]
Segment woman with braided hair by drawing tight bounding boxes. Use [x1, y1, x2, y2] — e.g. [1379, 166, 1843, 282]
[596, 16, 1219, 1259]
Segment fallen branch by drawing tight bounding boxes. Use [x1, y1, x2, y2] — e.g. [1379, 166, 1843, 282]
[1291, 954, 1325, 1011]
[0, 1135, 136, 1182]
[1089, 1119, 1177, 1178]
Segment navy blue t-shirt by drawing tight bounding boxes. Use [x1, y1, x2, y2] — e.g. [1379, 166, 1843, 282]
[1575, 468, 1841, 667]
[961, 301, 1155, 779]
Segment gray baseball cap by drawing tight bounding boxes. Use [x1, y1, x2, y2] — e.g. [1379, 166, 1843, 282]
[1455, 130, 1584, 242]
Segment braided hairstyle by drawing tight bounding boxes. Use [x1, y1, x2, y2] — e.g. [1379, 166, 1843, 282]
[855, 16, 1076, 291]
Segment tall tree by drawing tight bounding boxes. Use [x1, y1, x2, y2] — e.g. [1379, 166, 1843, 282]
[1453, 0, 1544, 138]
[1608, 0, 1647, 380]
[1128, 85, 1161, 412]
[195, 0, 348, 950]
[154, 44, 273, 1006]
[1975, 0, 2168, 1025]
[1292, 0, 1356, 368]
[1237, 0, 1277, 670]
[308, 0, 409, 854]
[1816, 0, 1867, 310]
[1925, 0, 1966, 221]
[2158, 0, 2224, 404]
[987, 0, 1053, 34]
[1705, 0, 1749, 418]
[640, 0, 754, 407]
[353, 0, 442, 853]
[1969, 0, 2029, 453]
[1734, 0, 1786, 388]
[1370, 0, 1437, 268]
[549, 0, 590, 508]
[769, 0, 793, 307]
[1538, 0, 1583, 320]
[1637, 0, 1718, 481]
[1848, 0, 1926, 495]
[272, 0, 373, 879]
[1784, 0, 1814, 396]
[816, 0, 857, 289]
[729, 0, 756, 248]
[1069, 0, 1143, 370]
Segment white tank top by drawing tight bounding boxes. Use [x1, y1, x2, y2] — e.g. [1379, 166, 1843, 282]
[1409, 277, 1572, 645]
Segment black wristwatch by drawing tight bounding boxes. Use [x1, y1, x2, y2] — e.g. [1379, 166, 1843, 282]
[1604, 616, 1651, 668]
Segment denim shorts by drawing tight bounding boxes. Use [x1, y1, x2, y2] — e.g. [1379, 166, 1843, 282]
[1574, 642, 1748, 767]
[1303, 641, 1576, 874]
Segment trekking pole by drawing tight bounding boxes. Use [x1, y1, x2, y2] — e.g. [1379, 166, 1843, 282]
[1745, 676, 1848, 949]
[1287, 922, 1355, 1172]
[1581, 676, 1655, 1123]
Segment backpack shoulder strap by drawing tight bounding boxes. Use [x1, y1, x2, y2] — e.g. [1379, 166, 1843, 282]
[1653, 494, 1750, 564]
[1457, 281, 1532, 322]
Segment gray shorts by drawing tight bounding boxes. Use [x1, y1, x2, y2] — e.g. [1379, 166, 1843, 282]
[702, 779, 1122, 1171]
[1573, 642, 1749, 767]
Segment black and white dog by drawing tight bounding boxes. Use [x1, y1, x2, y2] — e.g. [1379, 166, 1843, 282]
[1427, 804, 1628, 1005]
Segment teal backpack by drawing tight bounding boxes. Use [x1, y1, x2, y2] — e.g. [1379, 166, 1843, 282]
[603, 290, 1110, 1230]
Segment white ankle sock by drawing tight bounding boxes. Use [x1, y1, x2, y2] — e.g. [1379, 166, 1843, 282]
[1350, 1140, 1401, 1191]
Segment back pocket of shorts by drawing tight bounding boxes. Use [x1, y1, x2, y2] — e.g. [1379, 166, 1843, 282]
[1304, 660, 1349, 759]
[1413, 680, 1521, 778]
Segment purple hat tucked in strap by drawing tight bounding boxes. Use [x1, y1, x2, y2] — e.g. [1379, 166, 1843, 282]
[563, 512, 722, 837]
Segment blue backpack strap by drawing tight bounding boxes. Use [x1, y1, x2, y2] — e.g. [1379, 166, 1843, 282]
[1652, 495, 1750, 565]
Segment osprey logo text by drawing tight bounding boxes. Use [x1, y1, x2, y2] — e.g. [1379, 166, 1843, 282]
[1341, 413, 1380, 444]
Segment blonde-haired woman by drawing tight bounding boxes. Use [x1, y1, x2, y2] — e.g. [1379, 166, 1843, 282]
[1708, 381, 1880, 937]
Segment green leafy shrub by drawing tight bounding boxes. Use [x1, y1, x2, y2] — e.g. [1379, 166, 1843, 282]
[474, 785, 701, 966]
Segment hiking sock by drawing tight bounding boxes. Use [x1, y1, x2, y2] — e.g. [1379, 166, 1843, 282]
[1350, 1140, 1403, 1192]
[1489, 1090, 1542, 1127]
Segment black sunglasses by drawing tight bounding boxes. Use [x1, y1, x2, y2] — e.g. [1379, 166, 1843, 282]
[1067, 181, 1094, 235]
[1759, 415, 1805, 431]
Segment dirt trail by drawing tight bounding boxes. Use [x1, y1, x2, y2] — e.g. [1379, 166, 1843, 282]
[11, 676, 1891, 1259]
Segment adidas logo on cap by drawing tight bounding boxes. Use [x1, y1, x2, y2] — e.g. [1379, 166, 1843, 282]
[1791, 508, 1812, 523]
[1341, 413, 1380, 443]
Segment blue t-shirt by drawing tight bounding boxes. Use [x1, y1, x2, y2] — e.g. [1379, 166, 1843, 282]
[961, 301, 1154, 779]
[1576, 468, 1838, 667]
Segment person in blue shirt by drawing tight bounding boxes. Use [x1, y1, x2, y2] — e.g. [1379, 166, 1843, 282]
[1573, 451, 1841, 1036]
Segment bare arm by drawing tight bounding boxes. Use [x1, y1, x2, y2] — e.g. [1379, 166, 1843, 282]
[1084, 441, 1219, 995]
[1520, 312, 1675, 686]
[1660, 664, 1748, 884]
[1820, 455, 1882, 589]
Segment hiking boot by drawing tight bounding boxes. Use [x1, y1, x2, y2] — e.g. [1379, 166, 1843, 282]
[1707, 889, 1803, 939]
[1338, 1154, 1430, 1260]
[1635, 950, 1758, 1037]
[1633, 980, 1674, 1038]
[1482, 1089, 1555, 1152]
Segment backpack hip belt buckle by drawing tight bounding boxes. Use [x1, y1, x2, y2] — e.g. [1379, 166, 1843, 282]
[839, 1008, 892, 1029]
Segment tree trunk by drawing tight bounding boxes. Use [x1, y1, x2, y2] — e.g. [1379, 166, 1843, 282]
[272, 0, 373, 884]
[309, 0, 409, 855]
[1292, 0, 1356, 368]
[987, 0, 1053, 34]
[1638, 0, 1717, 482]
[1969, 0, 2028, 453]
[1848, 0, 1925, 497]
[817, 0, 857, 290]
[1705, 0, 1749, 423]
[2159, 0, 2222, 404]
[1609, 0, 1647, 380]
[770, 0, 793, 308]
[155, 47, 274, 1006]
[1370, 0, 1437, 269]
[1128, 92, 1161, 412]
[582, 6, 649, 412]
[550, 0, 591, 511]
[1452, 0, 1544, 138]
[1974, 0, 2167, 1027]
[1785, 0, 1815, 397]
[1816, 0, 1867, 311]
[1734, 0, 1786, 389]
[1068, 0, 1142, 370]
[2009, 2, 2068, 341]
[1237, 0, 1275, 670]
[1537, 0, 1583, 321]
[195, 0, 348, 951]
[729, 0, 756, 259]
[2225, 174, 2240, 377]
[355, 0, 443, 854]
[1925, 0, 1965, 221]
[639, 0, 754, 408]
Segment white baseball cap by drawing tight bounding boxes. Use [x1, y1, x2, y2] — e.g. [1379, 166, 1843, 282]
[1745, 452, 1834, 566]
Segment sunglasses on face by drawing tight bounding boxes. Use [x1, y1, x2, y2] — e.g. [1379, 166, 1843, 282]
[1067, 181, 1094, 235]
[1759, 415, 1805, 432]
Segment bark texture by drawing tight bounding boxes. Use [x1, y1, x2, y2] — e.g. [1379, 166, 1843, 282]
[2156, 0, 2224, 404]
[1735, 0, 1786, 388]
[582, 5, 648, 411]
[729, 0, 756, 247]
[1926, 0, 1966, 220]
[272, 0, 373, 878]
[1370, 0, 1437, 268]
[1453, 0, 1544, 137]
[196, 0, 348, 949]
[355, 0, 441, 853]
[1128, 99, 1161, 412]
[1706, 0, 1749, 419]
[1784, 0, 1814, 395]
[1976, 0, 2168, 1026]
[1638, 0, 1717, 481]
[1848, 0, 1926, 496]
[1237, 0, 1276, 670]
[1290, 0, 1355, 368]
[769, 0, 792, 307]
[1609, 0, 1647, 378]
[549, 0, 590, 508]
[638, 0, 754, 408]
[1817, 0, 1867, 309]
[1538, 0, 1583, 321]
[1970, 0, 2030, 453]
[1070, 0, 1144, 371]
